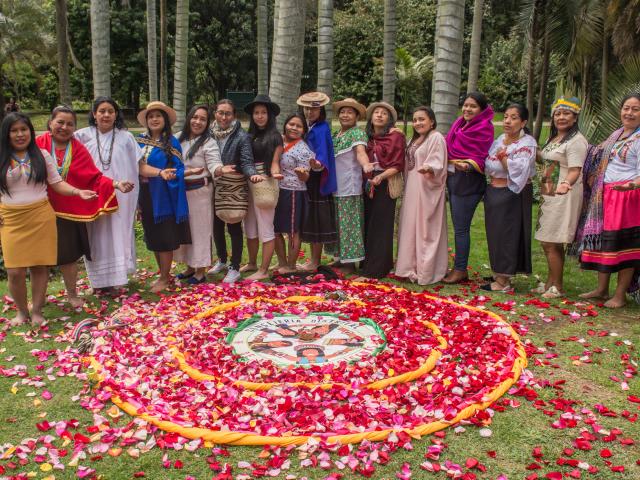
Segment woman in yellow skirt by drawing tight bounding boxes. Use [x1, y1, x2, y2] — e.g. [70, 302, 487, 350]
[0, 113, 97, 327]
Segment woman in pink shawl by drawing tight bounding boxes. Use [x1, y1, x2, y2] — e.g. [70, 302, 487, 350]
[442, 92, 494, 283]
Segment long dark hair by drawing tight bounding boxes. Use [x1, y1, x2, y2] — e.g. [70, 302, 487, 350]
[365, 106, 395, 139]
[409, 106, 437, 146]
[300, 106, 327, 126]
[504, 103, 531, 135]
[0, 113, 47, 195]
[88, 96, 126, 130]
[178, 104, 212, 161]
[544, 110, 579, 148]
[49, 105, 77, 130]
[146, 109, 174, 165]
[282, 113, 309, 139]
[248, 104, 281, 175]
[463, 91, 489, 111]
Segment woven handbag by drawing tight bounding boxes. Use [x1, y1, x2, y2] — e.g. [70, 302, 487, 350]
[387, 171, 404, 199]
[214, 173, 249, 224]
[248, 164, 279, 209]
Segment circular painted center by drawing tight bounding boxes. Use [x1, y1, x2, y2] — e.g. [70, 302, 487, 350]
[225, 313, 386, 367]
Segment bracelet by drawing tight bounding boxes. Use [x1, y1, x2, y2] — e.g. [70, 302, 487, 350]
[114, 180, 120, 189]
[157, 169, 163, 177]
[560, 180, 572, 187]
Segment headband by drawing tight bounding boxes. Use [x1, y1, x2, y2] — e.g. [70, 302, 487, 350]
[551, 98, 581, 114]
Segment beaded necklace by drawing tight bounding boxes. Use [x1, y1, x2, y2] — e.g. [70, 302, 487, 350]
[95, 128, 116, 171]
[51, 140, 72, 179]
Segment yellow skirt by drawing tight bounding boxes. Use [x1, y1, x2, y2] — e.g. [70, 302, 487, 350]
[0, 199, 57, 268]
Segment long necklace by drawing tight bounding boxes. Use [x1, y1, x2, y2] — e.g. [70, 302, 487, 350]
[51, 140, 72, 179]
[95, 128, 116, 171]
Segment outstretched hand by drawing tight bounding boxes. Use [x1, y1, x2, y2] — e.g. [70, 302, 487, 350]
[184, 167, 205, 177]
[612, 182, 638, 192]
[117, 181, 135, 193]
[78, 190, 98, 200]
[160, 169, 177, 181]
[250, 175, 265, 184]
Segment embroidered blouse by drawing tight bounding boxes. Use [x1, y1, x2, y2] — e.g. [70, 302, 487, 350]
[280, 140, 314, 191]
[485, 133, 537, 194]
[604, 130, 640, 183]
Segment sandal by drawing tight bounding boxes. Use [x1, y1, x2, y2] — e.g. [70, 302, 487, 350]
[480, 281, 511, 292]
[176, 271, 195, 280]
[541, 286, 563, 299]
[530, 282, 546, 294]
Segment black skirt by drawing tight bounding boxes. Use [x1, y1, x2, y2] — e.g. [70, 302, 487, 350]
[274, 189, 307, 235]
[301, 170, 337, 243]
[361, 179, 396, 278]
[484, 183, 533, 276]
[139, 182, 192, 252]
[56, 217, 91, 265]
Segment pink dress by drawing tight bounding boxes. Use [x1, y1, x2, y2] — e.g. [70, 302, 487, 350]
[396, 131, 449, 285]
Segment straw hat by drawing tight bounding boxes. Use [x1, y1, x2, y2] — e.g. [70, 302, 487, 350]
[137, 101, 177, 127]
[366, 101, 398, 123]
[243, 94, 281, 116]
[333, 98, 366, 119]
[296, 91, 330, 108]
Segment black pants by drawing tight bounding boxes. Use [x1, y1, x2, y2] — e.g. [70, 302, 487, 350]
[213, 214, 242, 270]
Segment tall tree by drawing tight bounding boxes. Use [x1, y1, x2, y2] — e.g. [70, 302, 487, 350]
[173, 0, 189, 130]
[256, 0, 269, 94]
[269, 0, 306, 122]
[431, 0, 465, 133]
[466, 0, 483, 93]
[147, 0, 158, 101]
[90, 0, 111, 97]
[272, 0, 280, 70]
[159, 0, 168, 103]
[317, 0, 334, 101]
[56, 0, 71, 104]
[382, 0, 397, 104]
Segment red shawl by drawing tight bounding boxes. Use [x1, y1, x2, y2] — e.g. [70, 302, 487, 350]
[36, 132, 118, 221]
[367, 131, 406, 171]
[445, 106, 494, 173]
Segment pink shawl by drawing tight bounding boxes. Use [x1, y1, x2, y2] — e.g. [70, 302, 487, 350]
[445, 106, 495, 173]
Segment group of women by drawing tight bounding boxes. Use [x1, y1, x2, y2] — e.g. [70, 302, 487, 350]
[0, 90, 638, 327]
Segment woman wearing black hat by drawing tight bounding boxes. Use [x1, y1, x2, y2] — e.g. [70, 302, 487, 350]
[241, 95, 284, 280]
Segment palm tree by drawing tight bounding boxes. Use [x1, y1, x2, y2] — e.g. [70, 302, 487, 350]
[272, 0, 280, 69]
[317, 0, 334, 103]
[269, 0, 306, 122]
[395, 48, 433, 133]
[382, 0, 397, 104]
[90, 0, 111, 97]
[159, 0, 168, 103]
[467, 0, 483, 93]
[431, 0, 465, 133]
[173, 0, 189, 131]
[257, 0, 269, 94]
[55, 0, 71, 104]
[147, 0, 158, 101]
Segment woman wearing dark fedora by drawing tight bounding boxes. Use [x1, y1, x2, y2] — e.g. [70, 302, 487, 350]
[136, 101, 194, 293]
[297, 92, 338, 271]
[331, 98, 373, 271]
[241, 94, 284, 281]
[361, 101, 405, 279]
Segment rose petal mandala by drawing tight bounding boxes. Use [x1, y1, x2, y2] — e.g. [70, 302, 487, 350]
[89, 281, 527, 445]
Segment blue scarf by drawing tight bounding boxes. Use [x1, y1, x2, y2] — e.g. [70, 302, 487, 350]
[138, 134, 189, 224]
[306, 121, 337, 196]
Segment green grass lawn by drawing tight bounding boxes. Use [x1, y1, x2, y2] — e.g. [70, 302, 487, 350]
[0, 203, 638, 479]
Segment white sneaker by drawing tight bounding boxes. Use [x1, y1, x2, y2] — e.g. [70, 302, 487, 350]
[207, 260, 228, 275]
[222, 268, 241, 284]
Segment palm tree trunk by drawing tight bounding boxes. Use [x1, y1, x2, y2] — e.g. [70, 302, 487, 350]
[256, 0, 269, 94]
[173, 0, 189, 131]
[272, 0, 280, 70]
[431, 0, 465, 133]
[269, 0, 306, 125]
[533, 25, 550, 141]
[526, 0, 541, 122]
[601, 27, 609, 107]
[56, 0, 71, 104]
[317, 0, 334, 121]
[147, 0, 158, 101]
[382, 0, 397, 105]
[159, 0, 168, 103]
[466, 0, 483, 93]
[90, 0, 111, 98]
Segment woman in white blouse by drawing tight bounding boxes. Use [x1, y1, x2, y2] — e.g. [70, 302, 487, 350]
[482, 103, 537, 292]
[175, 105, 223, 284]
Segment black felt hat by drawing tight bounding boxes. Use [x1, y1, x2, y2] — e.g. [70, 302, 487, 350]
[243, 94, 281, 116]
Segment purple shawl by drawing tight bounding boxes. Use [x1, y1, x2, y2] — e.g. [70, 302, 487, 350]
[445, 106, 495, 173]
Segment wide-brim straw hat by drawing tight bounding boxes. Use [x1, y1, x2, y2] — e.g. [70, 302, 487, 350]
[137, 101, 177, 127]
[366, 101, 398, 123]
[296, 91, 330, 108]
[243, 94, 281, 116]
[333, 98, 367, 119]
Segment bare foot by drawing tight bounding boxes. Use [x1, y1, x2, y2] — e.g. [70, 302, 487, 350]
[150, 279, 169, 294]
[246, 270, 270, 281]
[603, 296, 626, 308]
[67, 296, 84, 309]
[239, 263, 258, 273]
[31, 312, 46, 327]
[578, 289, 609, 300]
[277, 266, 296, 274]
[298, 262, 319, 272]
[9, 311, 29, 327]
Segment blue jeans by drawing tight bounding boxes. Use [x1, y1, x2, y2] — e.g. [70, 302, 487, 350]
[449, 193, 483, 271]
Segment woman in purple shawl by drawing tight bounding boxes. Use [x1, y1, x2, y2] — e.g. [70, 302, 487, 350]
[442, 92, 494, 284]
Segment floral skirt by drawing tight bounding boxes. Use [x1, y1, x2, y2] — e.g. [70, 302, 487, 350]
[335, 195, 365, 263]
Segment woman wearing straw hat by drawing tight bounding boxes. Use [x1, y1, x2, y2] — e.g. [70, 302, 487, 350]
[137, 101, 197, 293]
[241, 94, 284, 281]
[361, 101, 405, 279]
[331, 98, 373, 271]
[297, 92, 338, 271]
